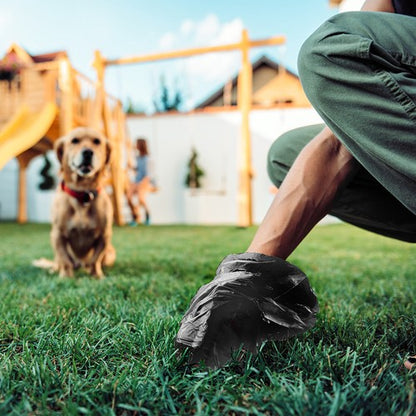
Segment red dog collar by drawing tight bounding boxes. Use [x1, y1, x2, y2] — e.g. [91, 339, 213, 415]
[61, 181, 100, 205]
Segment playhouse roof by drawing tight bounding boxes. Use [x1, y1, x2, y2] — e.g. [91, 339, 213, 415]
[0, 43, 67, 70]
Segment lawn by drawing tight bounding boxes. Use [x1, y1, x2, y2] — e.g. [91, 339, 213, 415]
[0, 222, 415, 415]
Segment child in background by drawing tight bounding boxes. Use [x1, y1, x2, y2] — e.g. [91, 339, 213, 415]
[127, 137, 153, 225]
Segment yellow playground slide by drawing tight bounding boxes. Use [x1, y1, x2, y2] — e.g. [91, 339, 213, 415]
[0, 102, 57, 170]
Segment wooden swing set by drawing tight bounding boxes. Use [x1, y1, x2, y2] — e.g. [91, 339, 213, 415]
[92, 29, 285, 227]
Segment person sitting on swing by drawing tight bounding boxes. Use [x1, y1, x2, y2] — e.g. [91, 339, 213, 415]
[127, 137, 155, 226]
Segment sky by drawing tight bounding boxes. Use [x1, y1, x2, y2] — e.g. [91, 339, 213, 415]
[0, 0, 346, 112]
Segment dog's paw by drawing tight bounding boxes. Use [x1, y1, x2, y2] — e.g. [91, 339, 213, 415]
[57, 263, 74, 278]
[86, 264, 105, 279]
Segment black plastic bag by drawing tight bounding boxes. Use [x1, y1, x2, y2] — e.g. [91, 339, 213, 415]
[176, 252, 319, 368]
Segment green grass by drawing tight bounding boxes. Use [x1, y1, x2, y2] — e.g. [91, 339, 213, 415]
[0, 222, 415, 415]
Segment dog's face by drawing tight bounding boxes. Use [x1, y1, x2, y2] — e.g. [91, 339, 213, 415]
[55, 127, 111, 179]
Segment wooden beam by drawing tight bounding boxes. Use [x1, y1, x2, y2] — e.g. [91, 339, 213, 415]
[104, 35, 286, 66]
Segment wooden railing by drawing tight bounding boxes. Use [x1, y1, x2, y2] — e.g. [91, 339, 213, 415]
[72, 68, 96, 128]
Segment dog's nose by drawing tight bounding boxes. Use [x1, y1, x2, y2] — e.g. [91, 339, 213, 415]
[82, 148, 93, 161]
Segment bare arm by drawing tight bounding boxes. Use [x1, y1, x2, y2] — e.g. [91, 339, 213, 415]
[361, 0, 394, 12]
[247, 127, 359, 259]
[247, 0, 396, 259]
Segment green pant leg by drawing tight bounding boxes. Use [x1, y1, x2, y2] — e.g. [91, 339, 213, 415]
[267, 125, 416, 242]
[298, 11, 416, 216]
[267, 124, 325, 187]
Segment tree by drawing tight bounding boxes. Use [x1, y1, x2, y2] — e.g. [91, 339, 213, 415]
[153, 74, 184, 113]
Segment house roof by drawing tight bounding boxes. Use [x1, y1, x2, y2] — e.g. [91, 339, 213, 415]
[195, 55, 298, 109]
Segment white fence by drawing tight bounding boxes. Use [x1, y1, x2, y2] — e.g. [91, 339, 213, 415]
[0, 107, 323, 224]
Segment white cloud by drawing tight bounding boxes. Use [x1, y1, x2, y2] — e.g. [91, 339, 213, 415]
[156, 14, 245, 108]
[180, 19, 194, 36]
[185, 16, 243, 83]
[209, 18, 243, 46]
[194, 14, 220, 43]
[158, 32, 176, 50]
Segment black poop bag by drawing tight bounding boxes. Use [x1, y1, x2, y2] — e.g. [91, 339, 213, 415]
[175, 252, 319, 368]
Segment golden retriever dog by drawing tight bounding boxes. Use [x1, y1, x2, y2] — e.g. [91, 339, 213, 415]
[49, 127, 116, 278]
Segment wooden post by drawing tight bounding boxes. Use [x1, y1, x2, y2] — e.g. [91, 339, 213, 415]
[92, 50, 105, 130]
[45, 70, 56, 103]
[16, 156, 29, 223]
[93, 50, 125, 226]
[107, 102, 125, 226]
[237, 29, 253, 227]
[59, 57, 74, 135]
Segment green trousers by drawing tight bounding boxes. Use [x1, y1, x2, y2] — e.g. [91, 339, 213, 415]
[267, 10, 416, 242]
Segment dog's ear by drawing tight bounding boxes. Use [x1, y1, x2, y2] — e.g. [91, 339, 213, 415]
[105, 140, 112, 166]
[54, 136, 66, 164]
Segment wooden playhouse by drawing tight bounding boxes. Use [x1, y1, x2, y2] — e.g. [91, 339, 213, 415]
[0, 43, 128, 225]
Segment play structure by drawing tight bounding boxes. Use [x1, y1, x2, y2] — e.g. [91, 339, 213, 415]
[0, 44, 128, 224]
[0, 30, 286, 227]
